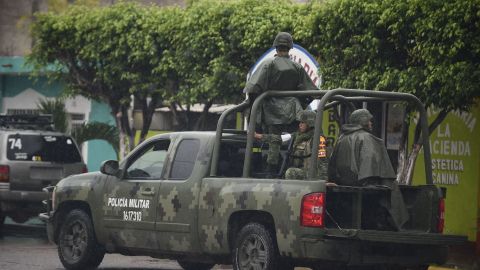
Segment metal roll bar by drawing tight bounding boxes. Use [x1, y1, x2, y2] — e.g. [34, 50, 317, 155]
[307, 88, 432, 184]
[210, 100, 250, 176]
[211, 88, 432, 185]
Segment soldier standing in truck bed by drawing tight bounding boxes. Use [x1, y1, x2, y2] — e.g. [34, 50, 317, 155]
[244, 32, 318, 174]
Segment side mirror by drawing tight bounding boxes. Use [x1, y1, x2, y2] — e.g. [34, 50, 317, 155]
[100, 160, 119, 176]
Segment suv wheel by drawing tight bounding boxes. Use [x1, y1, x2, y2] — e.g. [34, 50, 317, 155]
[233, 223, 277, 270]
[58, 209, 105, 270]
[0, 212, 5, 233]
[177, 260, 214, 270]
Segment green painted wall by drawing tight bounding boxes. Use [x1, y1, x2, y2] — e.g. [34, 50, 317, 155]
[2, 74, 62, 97]
[87, 100, 117, 171]
[1, 56, 117, 172]
[412, 105, 480, 241]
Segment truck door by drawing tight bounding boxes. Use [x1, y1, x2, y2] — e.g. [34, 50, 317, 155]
[103, 139, 170, 250]
[155, 137, 204, 253]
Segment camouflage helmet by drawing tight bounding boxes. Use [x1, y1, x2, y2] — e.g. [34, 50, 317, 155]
[349, 109, 373, 128]
[273, 32, 293, 49]
[297, 110, 316, 127]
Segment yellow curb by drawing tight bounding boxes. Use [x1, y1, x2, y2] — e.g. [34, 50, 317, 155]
[294, 266, 458, 270]
[428, 266, 457, 270]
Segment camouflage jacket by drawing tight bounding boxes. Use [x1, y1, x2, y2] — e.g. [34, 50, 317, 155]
[244, 55, 318, 125]
[261, 130, 328, 179]
[289, 131, 328, 180]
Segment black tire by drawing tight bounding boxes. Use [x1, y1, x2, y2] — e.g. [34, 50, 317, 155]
[312, 265, 347, 270]
[233, 223, 278, 270]
[177, 260, 215, 270]
[0, 212, 5, 235]
[58, 209, 105, 270]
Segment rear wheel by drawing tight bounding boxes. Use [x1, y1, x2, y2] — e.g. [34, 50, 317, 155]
[0, 212, 5, 234]
[233, 223, 278, 270]
[177, 260, 214, 270]
[58, 209, 104, 270]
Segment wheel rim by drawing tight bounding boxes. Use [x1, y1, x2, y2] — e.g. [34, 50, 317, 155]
[238, 234, 268, 270]
[60, 220, 88, 263]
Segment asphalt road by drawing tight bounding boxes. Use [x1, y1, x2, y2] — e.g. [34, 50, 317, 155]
[3, 218, 473, 270]
[0, 218, 232, 270]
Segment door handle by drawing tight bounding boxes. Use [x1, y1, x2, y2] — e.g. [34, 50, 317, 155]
[140, 188, 155, 196]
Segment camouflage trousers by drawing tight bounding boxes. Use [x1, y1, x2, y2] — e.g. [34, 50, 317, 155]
[285, 167, 306, 180]
[265, 124, 297, 166]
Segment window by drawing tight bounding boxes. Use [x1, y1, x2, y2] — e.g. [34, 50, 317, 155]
[169, 139, 200, 180]
[126, 140, 169, 179]
[6, 134, 82, 163]
[7, 109, 41, 115]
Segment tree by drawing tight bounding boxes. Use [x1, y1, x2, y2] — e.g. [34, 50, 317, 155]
[37, 99, 69, 133]
[37, 99, 119, 155]
[308, 0, 480, 184]
[28, 3, 168, 156]
[160, 0, 298, 130]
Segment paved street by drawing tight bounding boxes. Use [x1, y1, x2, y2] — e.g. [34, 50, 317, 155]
[0, 218, 232, 270]
[1, 218, 476, 270]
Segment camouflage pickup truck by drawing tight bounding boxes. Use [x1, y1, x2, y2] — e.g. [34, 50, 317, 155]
[41, 89, 466, 270]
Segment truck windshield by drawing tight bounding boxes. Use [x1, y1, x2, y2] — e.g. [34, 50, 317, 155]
[7, 134, 82, 163]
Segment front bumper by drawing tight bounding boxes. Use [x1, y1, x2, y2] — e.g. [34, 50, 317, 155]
[0, 190, 47, 203]
[39, 212, 55, 243]
[38, 186, 56, 243]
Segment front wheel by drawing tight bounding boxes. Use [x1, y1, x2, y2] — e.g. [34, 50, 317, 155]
[233, 223, 278, 270]
[58, 209, 105, 270]
[177, 260, 214, 270]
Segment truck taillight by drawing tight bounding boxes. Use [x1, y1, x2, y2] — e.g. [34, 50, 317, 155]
[301, 192, 325, 227]
[438, 198, 445, 233]
[0, 165, 9, 182]
[82, 165, 88, 173]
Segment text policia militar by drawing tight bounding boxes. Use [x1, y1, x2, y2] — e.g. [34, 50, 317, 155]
[107, 197, 150, 221]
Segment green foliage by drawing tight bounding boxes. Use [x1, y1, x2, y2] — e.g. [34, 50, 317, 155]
[37, 99, 68, 133]
[28, 0, 480, 135]
[159, 0, 299, 107]
[310, 0, 480, 111]
[71, 122, 119, 155]
[36, 98, 119, 155]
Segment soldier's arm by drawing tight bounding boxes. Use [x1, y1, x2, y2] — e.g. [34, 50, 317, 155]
[244, 61, 270, 94]
[297, 66, 318, 90]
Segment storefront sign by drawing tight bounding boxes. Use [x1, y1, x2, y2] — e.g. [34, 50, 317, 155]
[413, 106, 480, 241]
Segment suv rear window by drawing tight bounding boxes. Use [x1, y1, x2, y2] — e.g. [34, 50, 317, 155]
[7, 135, 82, 163]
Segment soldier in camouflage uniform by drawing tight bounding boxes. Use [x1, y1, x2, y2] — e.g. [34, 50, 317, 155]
[255, 110, 328, 180]
[244, 32, 318, 173]
[284, 110, 328, 180]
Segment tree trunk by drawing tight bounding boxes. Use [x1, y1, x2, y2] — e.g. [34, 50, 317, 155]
[115, 110, 127, 159]
[138, 93, 160, 144]
[194, 100, 213, 131]
[120, 105, 135, 152]
[184, 104, 191, 130]
[169, 102, 181, 131]
[398, 108, 448, 185]
[404, 144, 421, 185]
[112, 102, 135, 158]
[396, 107, 410, 184]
